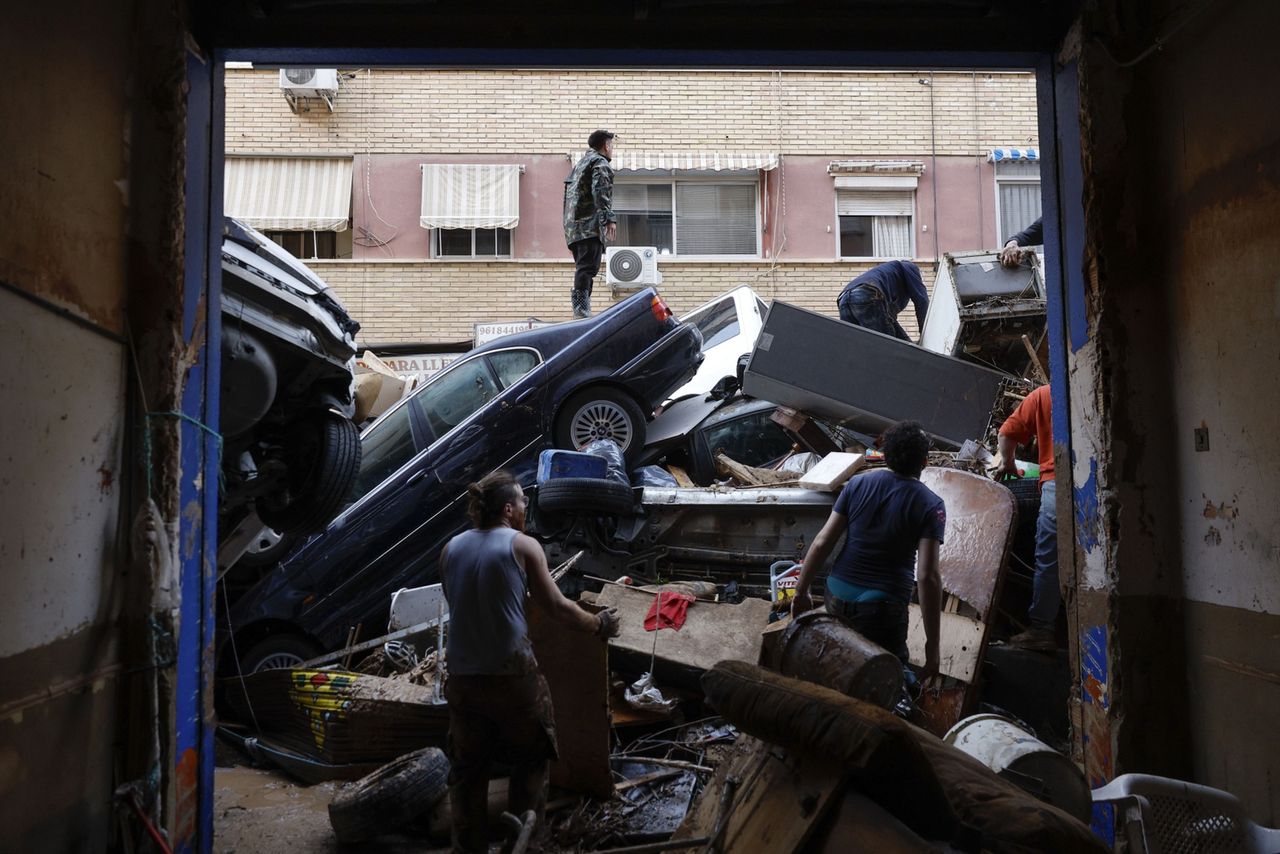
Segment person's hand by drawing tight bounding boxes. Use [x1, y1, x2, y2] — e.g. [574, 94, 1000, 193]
[604, 221, 618, 243]
[594, 608, 621, 639]
[920, 650, 942, 693]
[790, 590, 813, 619]
[999, 240, 1023, 269]
[992, 454, 1023, 482]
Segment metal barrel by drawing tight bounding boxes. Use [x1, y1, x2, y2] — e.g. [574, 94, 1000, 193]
[775, 611, 903, 710]
[944, 714, 1092, 822]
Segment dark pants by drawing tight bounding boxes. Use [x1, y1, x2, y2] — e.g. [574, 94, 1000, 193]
[837, 285, 909, 341]
[445, 672, 558, 853]
[825, 594, 911, 666]
[569, 237, 604, 316]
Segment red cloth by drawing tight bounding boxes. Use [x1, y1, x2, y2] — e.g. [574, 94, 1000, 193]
[999, 384, 1054, 483]
[644, 591, 696, 631]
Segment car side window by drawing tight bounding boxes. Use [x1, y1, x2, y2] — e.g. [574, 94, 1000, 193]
[686, 298, 741, 349]
[415, 357, 501, 437]
[702, 410, 796, 470]
[350, 404, 418, 502]
[487, 349, 540, 388]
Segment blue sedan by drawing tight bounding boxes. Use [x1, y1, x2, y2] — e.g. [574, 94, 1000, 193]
[223, 288, 702, 673]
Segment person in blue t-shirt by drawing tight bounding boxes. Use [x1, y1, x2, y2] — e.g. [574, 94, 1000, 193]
[836, 260, 929, 341]
[791, 421, 945, 686]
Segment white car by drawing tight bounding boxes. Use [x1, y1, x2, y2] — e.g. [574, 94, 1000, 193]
[667, 285, 768, 401]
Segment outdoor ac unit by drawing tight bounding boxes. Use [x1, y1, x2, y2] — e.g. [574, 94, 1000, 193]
[605, 246, 663, 288]
[279, 68, 339, 112]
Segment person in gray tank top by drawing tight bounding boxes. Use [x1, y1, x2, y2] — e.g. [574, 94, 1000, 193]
[440, 470, 620, 853]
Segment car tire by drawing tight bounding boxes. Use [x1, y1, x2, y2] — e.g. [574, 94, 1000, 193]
[235, 527, 296, 568]
[258, 411, 361, 535]
[240, 635, 324, 674]
[328, 747, 451, 844]
[555, 387, 647, 464]
[538, 477, 636, 516]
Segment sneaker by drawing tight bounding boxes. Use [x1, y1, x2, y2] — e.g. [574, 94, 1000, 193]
[1008, 628, 1057, 652]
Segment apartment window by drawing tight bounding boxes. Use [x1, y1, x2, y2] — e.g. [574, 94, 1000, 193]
[837, 190, 915, 259]
[995, 159, 1043, 244]
[615, 180, 758, 257]
[266, 230, 342, 259]
[434, 228, 513, 258]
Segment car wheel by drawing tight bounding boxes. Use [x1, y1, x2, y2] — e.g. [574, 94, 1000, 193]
[328, 747, 450, 844]
[538, 477, 636, 516]
[240, 635, 324, 674]
[555, 387, 647, 463]
[257, 411, 361, 535]
[235, 527, 295, 568]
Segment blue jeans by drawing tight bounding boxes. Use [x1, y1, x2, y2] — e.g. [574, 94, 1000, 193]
[837, 286, 909, 341]
[1028, 478, 1061, 631]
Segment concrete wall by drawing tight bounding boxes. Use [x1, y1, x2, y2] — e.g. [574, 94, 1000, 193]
[0, 3, 132, 850]
[1069, 0, 1280, 822]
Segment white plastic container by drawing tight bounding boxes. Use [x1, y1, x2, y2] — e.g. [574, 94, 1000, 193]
[944, 714, 1091, 822]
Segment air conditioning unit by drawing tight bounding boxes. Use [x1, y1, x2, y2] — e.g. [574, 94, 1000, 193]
[604, 246, 663, 289]
[279, 68, 339, 112]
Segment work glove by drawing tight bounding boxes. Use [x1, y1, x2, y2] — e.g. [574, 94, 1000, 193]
[595, 608, 622, 639]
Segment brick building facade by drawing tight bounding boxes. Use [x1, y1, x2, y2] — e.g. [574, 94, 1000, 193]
[224, 67, 1040, 349]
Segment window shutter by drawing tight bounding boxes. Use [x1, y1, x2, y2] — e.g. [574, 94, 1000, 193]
[837, 189, 914, 217]
[614, 183, 673, 212]
[675, 183, 757, 255]
[999, 183, 1043, 244]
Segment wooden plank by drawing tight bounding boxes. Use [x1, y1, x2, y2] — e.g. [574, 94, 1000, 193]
[527, 601, 613, 798]
[597, 586, 773, 674]
[906, 606, 985, 683]
[666, 464, 696, 488]
[714, 452, 798, 486]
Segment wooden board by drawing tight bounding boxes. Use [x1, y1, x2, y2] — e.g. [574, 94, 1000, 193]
[906, 606, 986, 683]
[674, 736, 845, 853]
[527, 601, 613, 798]
[597, 586, 773, 674]
[798, 452, 866, 492]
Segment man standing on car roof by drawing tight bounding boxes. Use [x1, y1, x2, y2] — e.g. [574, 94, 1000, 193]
[790, 421, 944, 694]
[836, 260, 930, 342]
[995, 383, 1060, 651]
[439, 470, 620, 853]
[564, 129, 618, 319]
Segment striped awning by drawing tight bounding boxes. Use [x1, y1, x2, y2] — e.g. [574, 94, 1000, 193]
[420, 164, 522, 230]
[570, 151, 779, 172]
[989, 147, 1040, 162]
[224, 156, 353, 231]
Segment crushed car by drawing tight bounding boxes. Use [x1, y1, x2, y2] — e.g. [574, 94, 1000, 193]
[221, 288, 702, 673]
[219, 217, 362, 548]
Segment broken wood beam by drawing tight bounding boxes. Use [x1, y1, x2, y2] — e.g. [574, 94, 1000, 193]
[1021, 334, 1048, 384]
[713, 453, 798, 486]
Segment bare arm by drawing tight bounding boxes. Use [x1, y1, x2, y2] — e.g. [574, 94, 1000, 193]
[995, 432, 1023, 480]
[790, 510, 846, 617]
[515, 533, 601, 635]
[916, 537, 943, 684]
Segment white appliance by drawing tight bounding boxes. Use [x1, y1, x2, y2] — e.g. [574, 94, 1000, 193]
[604, 246, 663, 288]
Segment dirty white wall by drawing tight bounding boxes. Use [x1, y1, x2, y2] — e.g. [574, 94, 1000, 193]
[0, 2, 133, 850]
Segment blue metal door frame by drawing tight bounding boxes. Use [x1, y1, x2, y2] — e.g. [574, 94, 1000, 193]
[181, 46, 1086, 852]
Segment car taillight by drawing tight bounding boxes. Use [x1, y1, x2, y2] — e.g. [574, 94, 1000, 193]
[651, 296, 673, 323]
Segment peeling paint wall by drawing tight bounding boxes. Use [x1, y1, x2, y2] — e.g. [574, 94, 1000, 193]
[1073, 0, 1280, 823]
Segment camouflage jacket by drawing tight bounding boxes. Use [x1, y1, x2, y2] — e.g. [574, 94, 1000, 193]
[563, 149, 616, 246]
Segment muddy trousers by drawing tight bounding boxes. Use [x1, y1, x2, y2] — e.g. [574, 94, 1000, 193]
[445, 672, 558, 854]
[569, 237, 604, 317]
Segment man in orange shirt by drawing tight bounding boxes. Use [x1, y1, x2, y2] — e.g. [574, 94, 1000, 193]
[996, 384, 1059, 651]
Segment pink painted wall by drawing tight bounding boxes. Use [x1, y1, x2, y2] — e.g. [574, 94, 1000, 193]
[353, 153, 577, 261]
[354, 153, 1007, 262]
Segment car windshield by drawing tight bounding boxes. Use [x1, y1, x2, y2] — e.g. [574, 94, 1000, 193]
[415, 357, 501, 437]
[351, 404, 417, 501]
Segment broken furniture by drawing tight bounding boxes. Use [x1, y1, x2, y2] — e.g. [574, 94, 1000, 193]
[743, 300, 1011, 449]
[1091, 773, 1280, 854]
[676, 661, 1107, 853]
[763, 610, 903, 711]
[919, 250, 1047, 376]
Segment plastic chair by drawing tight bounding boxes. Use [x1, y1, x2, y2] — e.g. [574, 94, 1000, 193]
[1091, 773, 1280, 854]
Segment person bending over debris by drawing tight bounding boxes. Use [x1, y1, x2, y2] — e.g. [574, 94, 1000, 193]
[563, 129, 618, 318]
[836, 260, 930, 342]
[791, 421, 944, 689]
[995, 383, 1060, 651]
[999, 216, 1043, 268]
[440, 471, 620, 853]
